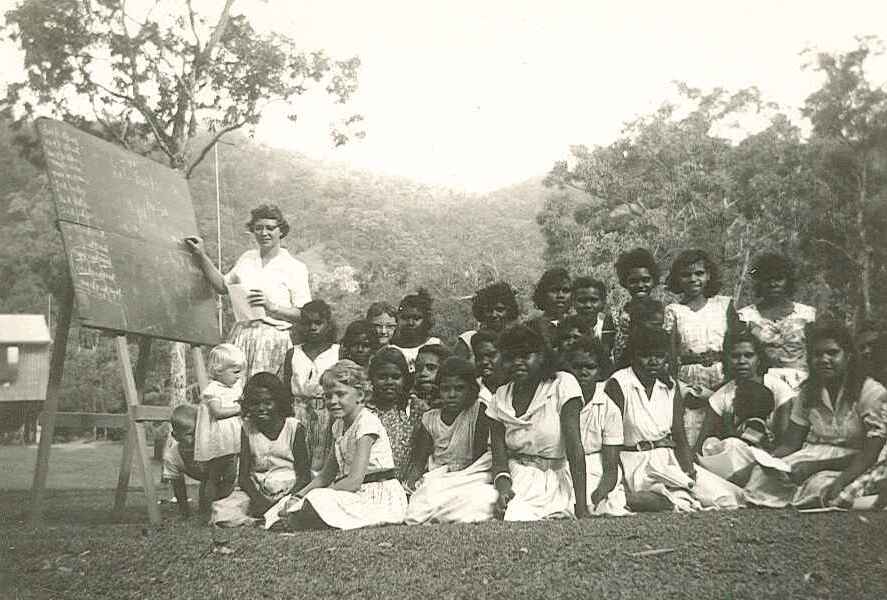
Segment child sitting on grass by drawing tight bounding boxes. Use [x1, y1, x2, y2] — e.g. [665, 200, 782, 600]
[284, 360, 408, 530]
[405, 357, 497, 524]
[211, 372, 311, 526]
[162, 404, 208, 517]
[561, 336, 631, 516]
[194, 343, 245, 510]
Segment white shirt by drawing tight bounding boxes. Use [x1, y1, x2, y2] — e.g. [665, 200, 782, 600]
[224, 248, 311, 329]
[708, 373, 795, 418]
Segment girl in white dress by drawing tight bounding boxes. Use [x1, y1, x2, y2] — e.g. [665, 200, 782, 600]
[194, 344, 245, 511]
[405, 358, 497, 524]
[743, 320, 887, 508]
[664, 249, 737, 447]
[455, 282, 519, 362]
[285, 360, 408, 530]
[487, 325, 588, 521]
[737, 253, 816, 392]
[279, 300, 340, 474]
[388, 289, 443, 372]
[604, 327, 744, 512]
[212, 372, 310, 526]
[694, 328, 796, 480]
[561, 336, 632, 516]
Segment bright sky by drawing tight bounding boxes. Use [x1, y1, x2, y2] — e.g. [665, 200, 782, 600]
[3, 1, 887, 192]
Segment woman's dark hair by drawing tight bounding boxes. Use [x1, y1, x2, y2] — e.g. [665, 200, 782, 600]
[418, 343, 450, 364]
[801, 318, 865, 407]
[750, 252, 796, 297]
[615, 248, 659, 289]
[470, 328, 499, 354]
[722, 323, 768, 380]
[246, 204, 290, 238]
[368, 346, 413, 407]
[626, 325, 672, 363]
[626, 296, 665, 325]
[665, 249, 722, 297]
[242, 372, 292, 417]
[392, 288, 434, 340]
[572, 276, 607, 305]
[437, 357, 481, 400]
[339, 320, 374, 361]
[365, 301, 397, 321]
[556, 314, 592, 342]
[532, 268, 571, 311]
[498, 324, 560, 382]
[299, 299, 337, 343]
[471, 281, 520, 323]
[562, 335, 614, 381]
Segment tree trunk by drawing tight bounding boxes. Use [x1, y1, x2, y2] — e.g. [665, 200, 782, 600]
[856, 163, 873, 321]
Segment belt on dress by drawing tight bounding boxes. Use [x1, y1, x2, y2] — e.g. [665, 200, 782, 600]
[681, 351, 722, 367]
[622, 435, 675, 452]
[509, 454, 566, 471]
[334, 468, 398, 484]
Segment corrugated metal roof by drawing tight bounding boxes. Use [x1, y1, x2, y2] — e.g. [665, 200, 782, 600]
[0, 315, 51, 344]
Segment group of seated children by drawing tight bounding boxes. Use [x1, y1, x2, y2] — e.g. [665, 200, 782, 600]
[162, 248, 887, 532]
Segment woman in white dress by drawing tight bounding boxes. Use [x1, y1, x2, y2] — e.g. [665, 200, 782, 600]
[285, 360, 408, 530]
[561, 336, 631, 516]
[185, 204, 311, 376]
[279, 300, 341, 474]
[405, 357, 497, 524]
[737, 253, 816, 392]
[604, 327, 744, 512]
[487, 325, 588, 521]
[743, 320, 887, 508]
[664, 249, 737, 447]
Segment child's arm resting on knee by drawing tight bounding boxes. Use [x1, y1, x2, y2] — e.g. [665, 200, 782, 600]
[670, 385, 695, 477]
[330, 434, 377, 493]
[489, 420, 514, 515]
[591, 445, 620, 508]
[292, 422, 312, 492]
[294, 447, 338, 498]
[472, 407, 491, 461]
[404, 427, 433, 490]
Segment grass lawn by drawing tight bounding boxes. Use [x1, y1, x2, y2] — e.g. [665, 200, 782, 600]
[1, 491, 886, 599]
[1, 444, 886, 599]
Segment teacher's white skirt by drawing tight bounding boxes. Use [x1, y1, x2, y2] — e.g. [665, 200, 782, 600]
[405, 453, 498, 525]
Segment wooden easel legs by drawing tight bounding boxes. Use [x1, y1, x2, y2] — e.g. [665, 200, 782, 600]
[113, 336, 161, 525]
[28, 286, 73, 527]
[113, 337, 153, 517]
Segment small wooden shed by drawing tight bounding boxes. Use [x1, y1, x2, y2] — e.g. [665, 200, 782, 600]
[0, 314, 52, 442]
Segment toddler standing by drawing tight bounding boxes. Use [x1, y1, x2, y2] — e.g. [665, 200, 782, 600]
[194, 343, 245, 510]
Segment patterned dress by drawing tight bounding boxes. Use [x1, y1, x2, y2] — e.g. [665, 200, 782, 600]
[665, 295, 734, 447]
[744, 378, 887, 508]
[366, 396, 424, 478]
[737, 303, 816, 391]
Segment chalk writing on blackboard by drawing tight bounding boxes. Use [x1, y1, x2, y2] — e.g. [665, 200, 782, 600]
[67, 228, 123, 303]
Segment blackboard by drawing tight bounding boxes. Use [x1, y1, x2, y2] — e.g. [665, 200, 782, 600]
[37, 119, 221, 345]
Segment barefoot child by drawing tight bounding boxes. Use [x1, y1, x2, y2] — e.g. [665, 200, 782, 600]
[211, 372, 311, 526]
[405, 358, 497, 524]
[561, 336, 631, 516]
[389, 289, 442, 372]
[285, 360, 408, 529]
[487, 325, 588, 520]
[194, 344, 245, 510]
[163, 405, 209, 517]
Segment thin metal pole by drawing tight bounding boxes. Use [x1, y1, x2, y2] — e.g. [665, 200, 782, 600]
[214, 142, 223, 337]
